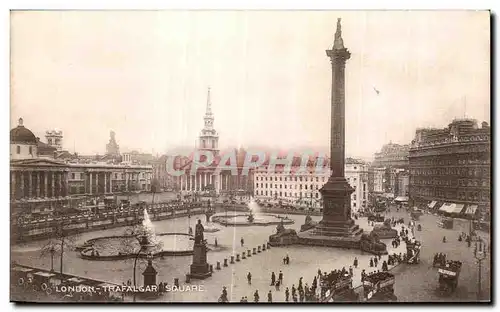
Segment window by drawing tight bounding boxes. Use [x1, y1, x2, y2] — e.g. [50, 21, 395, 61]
[16, 146, 20, 154]
[305, 185, 308, 190]
[72, 173, 75, 179]
[29, 146, 32, 155]
[212, 140, 215, 148]
[353, 194, 357, 201]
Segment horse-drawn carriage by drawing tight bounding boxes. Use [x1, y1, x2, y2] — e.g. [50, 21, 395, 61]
[437, 260, 462, 294]
[361, 272, 397, 302]
[367, 213, 385, 223]
[405, 240, 421, 264]
[410, 209, 424, 221]
[437, 217, 453, 229]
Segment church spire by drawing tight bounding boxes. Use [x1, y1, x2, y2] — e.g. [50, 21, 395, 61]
[333, 18, 345, 50]
[205, 87, 213, 116]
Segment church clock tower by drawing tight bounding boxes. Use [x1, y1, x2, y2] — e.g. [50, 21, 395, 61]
[198, 87, 219, 156]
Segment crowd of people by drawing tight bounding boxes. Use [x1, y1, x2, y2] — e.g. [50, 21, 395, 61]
[433, 253, 447, 267]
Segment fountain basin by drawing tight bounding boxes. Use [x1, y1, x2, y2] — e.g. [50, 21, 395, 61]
[211, 213, 294, 227]
[79, 232, 194, 260]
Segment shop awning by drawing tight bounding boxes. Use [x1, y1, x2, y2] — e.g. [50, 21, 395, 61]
[465, 205, 478, 215]
[450, 203, 465, 214]
[394, 196, 409, 202]
[439, 203, 455, 213]
[428, 201, 437, 209]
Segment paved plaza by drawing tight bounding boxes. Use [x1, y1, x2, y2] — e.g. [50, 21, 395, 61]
[11, 205, 490, 302]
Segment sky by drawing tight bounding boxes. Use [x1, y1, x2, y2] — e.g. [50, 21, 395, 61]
[10, 10, 490, 158]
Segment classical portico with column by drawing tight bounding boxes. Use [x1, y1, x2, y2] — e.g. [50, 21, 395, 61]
[10, 158, 71, 215]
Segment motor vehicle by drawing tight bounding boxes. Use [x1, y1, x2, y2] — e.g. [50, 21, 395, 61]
[437, 260, 462, 294]
[362, 272, 397, 302]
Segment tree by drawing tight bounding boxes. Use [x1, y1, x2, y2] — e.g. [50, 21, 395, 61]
[39, 221, 79, 277]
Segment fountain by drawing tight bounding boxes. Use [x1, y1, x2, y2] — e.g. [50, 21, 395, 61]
[211, 198, 294, 227]
[78, 208, 194, 260]
[139, 208, 160, 247]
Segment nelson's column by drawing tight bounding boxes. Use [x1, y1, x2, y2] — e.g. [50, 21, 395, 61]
[299, 19, 367, 249]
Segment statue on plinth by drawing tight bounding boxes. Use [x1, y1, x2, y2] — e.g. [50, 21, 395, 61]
[300, 213, 318, 232]
[194, 219, 205, 245]
[189, 219, 211, 279]
[269, 219, 298, 246]
[370, 219, 398, 239]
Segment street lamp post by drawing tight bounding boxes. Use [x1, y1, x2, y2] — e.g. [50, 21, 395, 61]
[133, 246, 146, 302]
[49, 246, 55, 272]
[473, 239, 487, 301]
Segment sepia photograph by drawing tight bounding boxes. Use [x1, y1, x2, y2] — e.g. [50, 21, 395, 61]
[9, 10, 491, 303]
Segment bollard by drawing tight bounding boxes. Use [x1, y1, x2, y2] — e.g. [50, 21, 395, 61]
[174, 278, 179, 287]
[185, 274, 191, 283]
[253, 248, 257, 254]
[248, 250, 252, 257]
[210, 264, 214, 272]
[236, 254, 240, 261]
[224, 258, 228, 267]
[258, 246, 261, 253]
[230, 256, 235, 264]
[216, 261, 221, 270]
[242, 252, 246, 259]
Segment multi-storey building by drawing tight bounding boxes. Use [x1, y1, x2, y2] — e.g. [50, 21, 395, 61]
[253, 157, 369, 213]
[10, 118, 152, 216]
[369, 142, 410, 199]
[372, 142, 410, 168]
[370, 167, 386, 193]
[408, 118, 491, 217]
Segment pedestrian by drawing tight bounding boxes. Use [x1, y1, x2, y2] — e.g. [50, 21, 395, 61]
[369, 258, 374, 267]
[275, 280, 280, 291]
[254, 290, 260, 303]
[215, 237, 218, 247]
[241, 237, 244, 247]
[279, 271, 283, 284]
[313, 276, 318, 289]
[353, 257, 358, 268]
[349, 266, 353, 277]
[286, 254, 290, 264]
[292, 285, 296, 298]
[247, 272, 252, 285]
[382, 261, 388, 272]
[268, 290, 273, 303]
[271, 272, 276, 286]
[318, 268, 322, 277]
[442, 236, 446, 243]
[374, 257, 378, 267]
[285, 287, 290, 302]
[299, 277, 303, 289]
